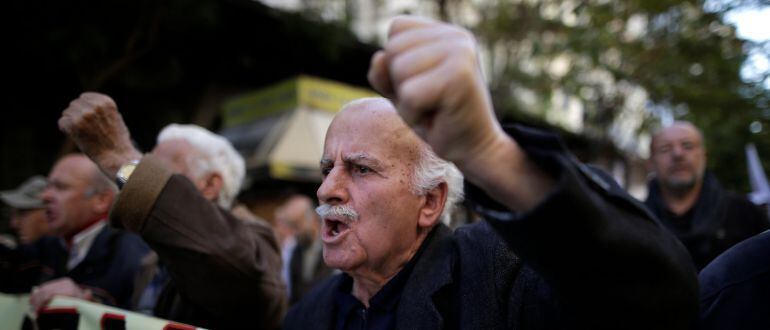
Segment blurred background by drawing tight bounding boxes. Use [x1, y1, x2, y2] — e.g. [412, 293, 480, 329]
[2, 0, 769, 220]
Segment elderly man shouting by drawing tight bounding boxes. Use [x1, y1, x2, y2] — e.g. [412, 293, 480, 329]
[284, 16, 698, 330]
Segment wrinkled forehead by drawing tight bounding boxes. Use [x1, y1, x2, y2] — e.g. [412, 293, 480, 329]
[324, 99, 423, 161]
[331, 98, 400, 130]
[49, 155, 96, 183]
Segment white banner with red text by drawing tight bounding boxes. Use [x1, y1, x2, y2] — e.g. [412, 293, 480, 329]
[0, 293, 203, 330]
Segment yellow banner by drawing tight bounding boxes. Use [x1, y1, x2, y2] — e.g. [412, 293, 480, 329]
[222, 75, 376, 128]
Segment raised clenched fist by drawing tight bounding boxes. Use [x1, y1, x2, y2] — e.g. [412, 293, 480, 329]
[58, 92, 142, 177]
[368, 16, 506, 170]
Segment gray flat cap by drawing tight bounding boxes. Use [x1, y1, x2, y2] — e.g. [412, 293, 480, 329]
[0, 175, 47, 209]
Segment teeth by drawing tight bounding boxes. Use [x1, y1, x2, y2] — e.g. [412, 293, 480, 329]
[326, 219, 347, 238]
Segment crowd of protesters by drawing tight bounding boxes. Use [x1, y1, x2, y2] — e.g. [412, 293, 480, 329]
[1, 15, 769, 330]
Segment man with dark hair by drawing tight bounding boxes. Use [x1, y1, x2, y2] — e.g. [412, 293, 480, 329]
[645, 121, 769, 269]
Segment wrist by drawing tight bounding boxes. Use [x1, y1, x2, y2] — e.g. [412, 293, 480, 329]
[95, 150, 143, 182]
[458, 131, 553, 211]
[457, 131, 523, 186]
[115, 159, 141, 189]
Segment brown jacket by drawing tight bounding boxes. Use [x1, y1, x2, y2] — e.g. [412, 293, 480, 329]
[111, 155, 287, 329]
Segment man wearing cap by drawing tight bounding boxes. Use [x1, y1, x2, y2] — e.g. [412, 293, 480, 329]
[1, 175, 50, 244]
[1, 175, 50, 293]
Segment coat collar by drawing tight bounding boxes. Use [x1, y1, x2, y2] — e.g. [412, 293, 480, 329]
[288, 224, 457, 330]
[395, 224, 455, 329]
[67, 224, 114, 274]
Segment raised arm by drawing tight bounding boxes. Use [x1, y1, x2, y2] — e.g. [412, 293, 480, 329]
[58, 92, 286, 328]
[58, 92, 142, 180]
[369, 16, 698, 329]
[368, 16, 554, 212]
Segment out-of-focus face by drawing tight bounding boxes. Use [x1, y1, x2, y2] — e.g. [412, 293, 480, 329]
[152, 139, 206, 189]
[286, 197, 319, 238]
[649, 123, 707, 193]
[153, 138, 226, 206]
[152, 139, 195, 178]
[274, 206, 300, 247]
[9, 207, 49, 244]
[40, 155, 104, 237]
[317, 99, 428, 279]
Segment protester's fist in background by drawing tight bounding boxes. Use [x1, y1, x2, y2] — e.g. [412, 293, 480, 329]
[58, 92, 142, 177]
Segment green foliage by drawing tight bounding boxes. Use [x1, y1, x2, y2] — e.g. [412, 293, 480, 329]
[449, 0, 769, 192]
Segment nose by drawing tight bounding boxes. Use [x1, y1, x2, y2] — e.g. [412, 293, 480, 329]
[9, 215, 20, 230]
[671, 144, 686, 158]
[317, 166, 349, 206]
[40, 185, 54, 204]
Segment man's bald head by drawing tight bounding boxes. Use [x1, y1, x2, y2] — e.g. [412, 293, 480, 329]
[332, 98, 464, 223]
[333, 98, 423, 157]
[651, 121, 704, 152]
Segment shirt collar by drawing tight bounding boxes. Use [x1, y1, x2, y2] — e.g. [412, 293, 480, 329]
[65, 219, 107, 270]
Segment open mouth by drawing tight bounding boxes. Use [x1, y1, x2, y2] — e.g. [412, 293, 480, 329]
[323, 218, 351, 242]
[45, 209, 57, 223]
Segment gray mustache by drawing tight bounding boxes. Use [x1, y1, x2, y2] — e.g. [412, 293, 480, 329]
[316, 204, 359, 221]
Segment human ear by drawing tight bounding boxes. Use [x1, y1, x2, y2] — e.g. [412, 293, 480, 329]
[418, 182, 448, 228]
[92, 189, 116, 215]
[200, 173, 224, 204]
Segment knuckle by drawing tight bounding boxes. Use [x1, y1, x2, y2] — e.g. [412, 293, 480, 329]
[448, 41, 477, 68]
[397, 84, 420, 112]
[389, 55, 409, 84]
[458, 28, 475, 42]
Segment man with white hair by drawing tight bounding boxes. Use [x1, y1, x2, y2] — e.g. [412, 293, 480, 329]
[57, 93, 286, 329]
[284, 16, 698, 329]
[153, 124, 245, 209]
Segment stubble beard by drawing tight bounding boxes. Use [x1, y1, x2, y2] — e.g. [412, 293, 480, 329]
[660, 167, 704, 197]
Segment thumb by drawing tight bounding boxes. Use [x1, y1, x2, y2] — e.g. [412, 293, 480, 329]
[368, 50, 395, 99]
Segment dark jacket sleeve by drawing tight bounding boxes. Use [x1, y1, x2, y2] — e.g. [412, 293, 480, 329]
[698, 230, 770, 330]
[110, 155, 287, 329]
[466, 125, 699, 330]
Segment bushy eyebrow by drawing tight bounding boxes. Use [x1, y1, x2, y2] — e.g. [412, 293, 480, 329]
[319, 152, 386, 171]
[346, 152, 386, 169]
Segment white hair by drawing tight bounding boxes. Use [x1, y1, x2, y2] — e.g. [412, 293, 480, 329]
[157, 124, 245, 208]
[412, 141, 465, 226]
